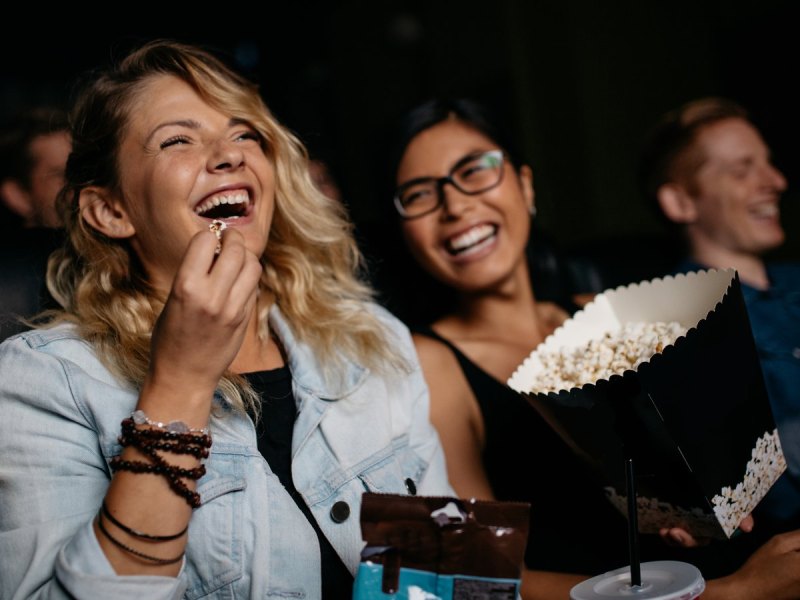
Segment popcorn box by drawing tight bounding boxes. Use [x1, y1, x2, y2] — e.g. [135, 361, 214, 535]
[508, 268, 786, 539]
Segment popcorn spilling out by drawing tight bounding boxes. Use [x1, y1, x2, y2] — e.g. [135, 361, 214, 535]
[529, 321, 686, 394]
[604, 487, 721, 539]
[711, 429, 786, 537]
[604, 429, 787, 538]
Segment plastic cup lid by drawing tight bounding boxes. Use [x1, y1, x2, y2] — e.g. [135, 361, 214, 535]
[570, 560, 705, 599]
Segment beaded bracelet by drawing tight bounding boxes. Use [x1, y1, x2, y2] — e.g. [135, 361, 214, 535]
[117, 433, 210, 459]
[113, 412, 211, 508]
[110, 452, 204, 509]
[96, 513, 184, 565]
[101, 502, 187, 541]
[109, 456, 207, 480]
[131, 409, 210, 436]
[121, 417, 212, 449]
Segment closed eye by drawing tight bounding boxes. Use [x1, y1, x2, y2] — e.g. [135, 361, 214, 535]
[235, 130, 261, 142]
[159, 135, 191, 149]
[408, 188, 437, 204]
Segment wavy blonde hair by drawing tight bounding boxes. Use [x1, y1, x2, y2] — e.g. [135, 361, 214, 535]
[46, 40, 405, 411]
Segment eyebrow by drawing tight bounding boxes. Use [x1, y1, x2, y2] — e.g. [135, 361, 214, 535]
[144, 118, 248, 147]
[396, 148, 499, 189]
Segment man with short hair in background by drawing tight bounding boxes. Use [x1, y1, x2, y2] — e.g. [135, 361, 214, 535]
[641, 97, 800, 538]
[0, 107, 70, 341]
[0, 107, 70, 230]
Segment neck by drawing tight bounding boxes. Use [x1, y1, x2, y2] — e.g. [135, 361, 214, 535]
[229, 305, 285, 374]
[690, 241, 769, 290]
[447, 261, 545, 342]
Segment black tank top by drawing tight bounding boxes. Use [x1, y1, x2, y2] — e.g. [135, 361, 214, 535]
[415, 326, 631, 575]
[246, 367, 353, 599]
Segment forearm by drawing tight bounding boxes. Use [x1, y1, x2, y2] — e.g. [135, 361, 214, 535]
[520, 569, 588, 600]
[98, 379, 214, 576]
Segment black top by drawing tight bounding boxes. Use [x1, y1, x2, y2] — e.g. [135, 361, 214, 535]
[415, 326, 633, 575]
[245, 367, 353, 599]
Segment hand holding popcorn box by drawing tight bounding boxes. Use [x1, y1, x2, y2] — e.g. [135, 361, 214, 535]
[509, 268, 786, 539]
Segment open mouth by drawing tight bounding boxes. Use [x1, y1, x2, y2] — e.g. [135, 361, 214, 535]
[445, 223, 498, 256]
[194, 190, 251, 221]
[749, 203, 779, 219]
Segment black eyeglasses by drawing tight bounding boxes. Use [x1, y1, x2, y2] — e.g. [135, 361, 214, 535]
[393, 149, 506, 219]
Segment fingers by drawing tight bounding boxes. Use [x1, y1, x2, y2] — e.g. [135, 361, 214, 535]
[174, 228, 260, 309]
[658, 527, 701, 548]
[739, 514, 754, 533]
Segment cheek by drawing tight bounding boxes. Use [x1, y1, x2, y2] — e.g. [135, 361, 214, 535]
[402, 222, 437, 258]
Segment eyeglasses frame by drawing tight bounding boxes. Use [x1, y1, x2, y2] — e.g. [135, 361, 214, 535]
[393, 149, 506, 219]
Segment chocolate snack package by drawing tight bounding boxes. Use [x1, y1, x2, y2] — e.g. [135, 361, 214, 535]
[353, 493, 529, 600]
[508, 268, 786, 540]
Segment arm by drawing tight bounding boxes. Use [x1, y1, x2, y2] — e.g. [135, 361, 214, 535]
[99, 229, 261, 576]
[412, 333, 494, 500]
[0, 230, 260, 597]
[413, 334, 590, 600]
[701, 530, 800, 600]
[0, 337, 134, 599]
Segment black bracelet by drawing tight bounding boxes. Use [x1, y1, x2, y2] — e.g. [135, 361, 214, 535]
[96, 514, 184, 565]
[101, 502, 188, 541]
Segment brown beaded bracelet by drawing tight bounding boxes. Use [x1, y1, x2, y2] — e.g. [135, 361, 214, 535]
[96, 513, 184, 565]
[101, 502, 187, 541]
[109, 457, 206, 480]
[117, 434, 210, 459]
[110, 457, 204, 509]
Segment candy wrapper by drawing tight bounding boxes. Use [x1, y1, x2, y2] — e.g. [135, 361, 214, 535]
[508, 268, 786, 539]
[353, 493, 529, 600]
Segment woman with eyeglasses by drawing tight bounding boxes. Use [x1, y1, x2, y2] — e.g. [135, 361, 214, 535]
[385, 98, 800, 599]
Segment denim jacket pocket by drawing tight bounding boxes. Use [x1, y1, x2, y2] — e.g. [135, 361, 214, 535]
[182, 452, 247, 599]
[357, 434, 427, 496]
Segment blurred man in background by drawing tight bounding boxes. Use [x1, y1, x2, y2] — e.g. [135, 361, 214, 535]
[0, 107, 70, 340]
[0, 107, 70, 230]
[641, 97, 800, 534]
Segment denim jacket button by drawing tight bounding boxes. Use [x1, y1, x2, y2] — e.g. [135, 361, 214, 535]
[330, 501, 351, 523]
[405, 478, 417, 495]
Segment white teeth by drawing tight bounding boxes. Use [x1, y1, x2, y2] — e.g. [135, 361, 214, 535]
[751, 204, 778, 218]
[194, 191, 250, 215]
[448, 224, 496, 252]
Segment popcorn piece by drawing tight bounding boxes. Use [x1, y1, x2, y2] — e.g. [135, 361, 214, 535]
[209, 219, 227, 255]
[529, 321, 686, 394]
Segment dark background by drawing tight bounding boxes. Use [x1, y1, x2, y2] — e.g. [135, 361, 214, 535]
[2, 1, 796, 287]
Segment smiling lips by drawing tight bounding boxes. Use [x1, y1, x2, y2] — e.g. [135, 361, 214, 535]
[445, 223, 498, 256]
[194, 190, 251, 220]
[749, 203, 779, 220]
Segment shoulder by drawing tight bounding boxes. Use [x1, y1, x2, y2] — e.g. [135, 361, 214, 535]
[411, 331, 459, 372]
[1, 322, 87, 364]
[1, 323, 117, 384]
[0, 323, 132, 425]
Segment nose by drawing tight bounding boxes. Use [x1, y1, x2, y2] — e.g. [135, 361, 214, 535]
[207, 139, 245, 172]
[765, 163, 788, 192]
[439, 181, 474, 219]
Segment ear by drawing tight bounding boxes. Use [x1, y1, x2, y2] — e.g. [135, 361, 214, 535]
[0, 179, 35, 220]
[657, 183, 698, 224]
[518, 164, 536, 213]
[79, 186, 136, 239]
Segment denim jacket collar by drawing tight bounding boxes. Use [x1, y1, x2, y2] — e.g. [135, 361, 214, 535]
[268, 304, 370, 400]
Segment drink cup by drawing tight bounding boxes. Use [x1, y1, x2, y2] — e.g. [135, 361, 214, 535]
[570, 560, 704, 600]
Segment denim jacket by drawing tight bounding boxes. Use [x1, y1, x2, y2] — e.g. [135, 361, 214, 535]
[0, 305, 452, 599]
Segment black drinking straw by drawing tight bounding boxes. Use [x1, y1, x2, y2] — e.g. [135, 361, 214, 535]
[626, 457, 642, 587]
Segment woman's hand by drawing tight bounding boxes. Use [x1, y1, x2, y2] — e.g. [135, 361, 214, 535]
[659, 515, 755, 548]
[145, 227, 263, 408]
